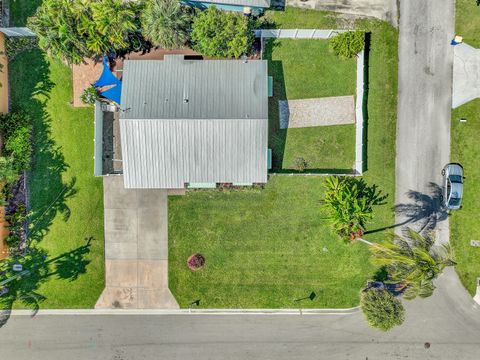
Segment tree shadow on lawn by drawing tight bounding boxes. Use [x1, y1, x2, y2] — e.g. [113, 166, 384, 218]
[9, 49, 77, 242]
[264, 39, 288, 169]
[0, 50, 88, 322]
[0, 237, 94, 326]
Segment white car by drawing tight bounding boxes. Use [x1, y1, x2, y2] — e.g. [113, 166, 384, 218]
[442, 163, 464, 210]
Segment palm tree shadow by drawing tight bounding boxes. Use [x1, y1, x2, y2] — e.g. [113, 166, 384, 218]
[366, 182, 447, 235]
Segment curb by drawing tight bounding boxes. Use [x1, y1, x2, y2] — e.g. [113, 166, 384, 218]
[4, 307, 360, 316]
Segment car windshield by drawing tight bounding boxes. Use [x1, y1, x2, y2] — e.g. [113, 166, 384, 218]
[449, 197, 461, 206]
[450, 175, 463, 183]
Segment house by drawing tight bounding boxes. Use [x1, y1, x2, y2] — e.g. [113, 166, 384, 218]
[183, 0, 271, 15]
[94, 55, 270, 189]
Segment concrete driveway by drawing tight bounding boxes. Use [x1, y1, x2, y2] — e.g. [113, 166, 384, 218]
[95, 176, 179, 309]
[285, 0, 398, 27]
[452, 43, 480, 108]
[395, 0, 454, 244]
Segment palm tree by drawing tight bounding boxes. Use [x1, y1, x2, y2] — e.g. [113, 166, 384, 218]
[28, 0, 90, 64]
[369, 228, 455, 299]
[89, 0, 138, 54]
[141, 0, 191, 49]
[322, 176, 387, 241]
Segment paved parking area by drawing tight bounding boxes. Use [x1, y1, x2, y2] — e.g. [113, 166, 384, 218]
[95, 176, 179, 309]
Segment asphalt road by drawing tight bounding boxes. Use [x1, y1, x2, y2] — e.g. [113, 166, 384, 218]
[395, 0, 454, 243]
[0, 268, 479, 360]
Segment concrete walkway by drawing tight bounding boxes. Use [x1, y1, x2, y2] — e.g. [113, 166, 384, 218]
[95, 176, 179, 309]
[452, 42, 480, 108]
[285, 0, 398, 27]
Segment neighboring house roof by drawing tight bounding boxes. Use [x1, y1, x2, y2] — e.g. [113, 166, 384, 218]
[187, 0, 271, 8]
[120, 56, 268, 189]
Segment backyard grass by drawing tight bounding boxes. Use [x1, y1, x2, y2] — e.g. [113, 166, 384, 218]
[282, 125, 355, 171]
[266, 38, 357, 170]
[169, 9, 398, 308]
[455, 0, 480, 48]
[450, 99, 480, 296]
[169, 177, 376, 309]
[9, 50, 105, 309]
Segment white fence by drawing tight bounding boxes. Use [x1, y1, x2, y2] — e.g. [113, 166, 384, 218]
[263, 29, 367, 176]
[354, 49, 365, 175]
[255, 28, 348, 39]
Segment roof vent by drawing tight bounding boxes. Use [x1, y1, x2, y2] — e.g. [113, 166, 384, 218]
[183, 98, 189, 104]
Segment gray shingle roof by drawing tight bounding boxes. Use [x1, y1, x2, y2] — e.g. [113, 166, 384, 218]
[119, 57, 269, 189]
[188, 0, 271, 8]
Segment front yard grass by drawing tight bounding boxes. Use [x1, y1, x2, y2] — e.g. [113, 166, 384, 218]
[9, 50, 105, 308]
[455, 0, 480, 48]
[169, 177, 376, 309]
[450, 99, 480, 296]
[266, 38, 357, 171]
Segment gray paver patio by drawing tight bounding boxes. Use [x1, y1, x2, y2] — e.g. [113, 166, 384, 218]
[96, 176, 179, 309]
[452, 43, 480, 108]
[279, 96, 355, 129]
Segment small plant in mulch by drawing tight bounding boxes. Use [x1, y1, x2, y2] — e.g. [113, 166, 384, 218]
[293, 156, 308, 172]
[187, 253, 205, 271]
[80, 86, 100, 105]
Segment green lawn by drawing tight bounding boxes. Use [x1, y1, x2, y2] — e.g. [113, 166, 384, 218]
[169, 177, 376, 309]
[456, 0, 480, 48]
[265, 38, 357, 171]
[450, 99, 480, 296]
[282, 125, 355, 171]
[9, 50, 105, 309]
[169, 9, 398, 308]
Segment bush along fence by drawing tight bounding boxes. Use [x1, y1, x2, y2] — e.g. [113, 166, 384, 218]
[0, 112, 32, 258]
[263, 30, 367, 177]
[0, 28, 36, 259]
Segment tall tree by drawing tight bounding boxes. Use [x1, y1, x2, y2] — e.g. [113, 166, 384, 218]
[191, 6, 253, 58]
[370, 229, 455, 299]
[28, 0, 140, 64]
[141, 0, 191, 49]
[28, 0, 89, 64]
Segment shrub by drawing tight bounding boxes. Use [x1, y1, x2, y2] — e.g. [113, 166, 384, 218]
[191, 6, 253, 58]
[294, 156, 308, 172]
[0, 157, 19, 185]
[141, 0, 191, 49]
[187, 253, 205, 271]
[5, 37, 38, 61]
[323, 176, 387, 240]
[5, 126, 33, 171]
[0, 112, 30, 139]
[360, 287, 405, 331]
[81, 86, 100, 105]
[329, 31, 365, 59]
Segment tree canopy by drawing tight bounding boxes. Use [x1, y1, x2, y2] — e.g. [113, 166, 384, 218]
[141, 0, 191, 49]
[191, 6, 253, 58]
[360, 287, 405, 331]
[370, 229, 455, 299]
[28, 0, 140, 64]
